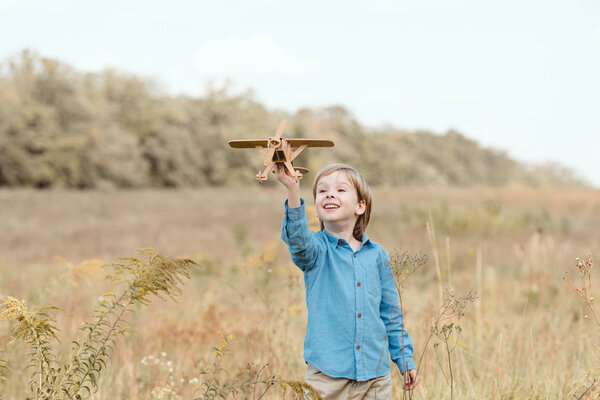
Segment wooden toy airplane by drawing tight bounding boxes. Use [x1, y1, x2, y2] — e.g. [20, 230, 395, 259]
[228, 119, 334, 182]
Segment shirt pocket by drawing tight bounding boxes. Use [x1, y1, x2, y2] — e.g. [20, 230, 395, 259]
[366, 263, 382, 299]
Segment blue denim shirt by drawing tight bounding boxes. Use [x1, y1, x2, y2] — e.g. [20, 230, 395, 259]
[281, 199, 415, 381]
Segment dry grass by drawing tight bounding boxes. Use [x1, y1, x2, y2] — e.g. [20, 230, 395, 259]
[1, 187, 600, 399]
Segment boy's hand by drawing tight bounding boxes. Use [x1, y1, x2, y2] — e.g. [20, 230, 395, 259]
[274, 164, 299, 190]
[275, 164, 300, 207]
[403, 369, 418, 390]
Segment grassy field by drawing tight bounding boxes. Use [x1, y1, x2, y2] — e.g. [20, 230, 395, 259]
[1, 187, 600, 399]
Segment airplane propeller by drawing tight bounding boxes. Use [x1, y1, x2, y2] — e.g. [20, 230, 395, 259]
[263, 119, 287, 165]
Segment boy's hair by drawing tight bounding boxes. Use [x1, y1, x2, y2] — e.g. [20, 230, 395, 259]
[312, 164, 372, 241]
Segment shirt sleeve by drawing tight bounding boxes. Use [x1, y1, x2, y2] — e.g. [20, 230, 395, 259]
[280, 198, 324, 273]
[379, 249, 416, 374]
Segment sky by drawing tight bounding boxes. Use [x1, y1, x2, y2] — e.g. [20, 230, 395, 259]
[1, 0, 598, 186]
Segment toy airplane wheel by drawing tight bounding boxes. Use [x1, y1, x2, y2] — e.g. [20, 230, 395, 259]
[271, 166, 309, 174]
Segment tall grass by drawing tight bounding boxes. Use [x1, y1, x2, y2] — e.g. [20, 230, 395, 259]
[0, 250, 320, 399]
[0, 187, 599, 398]
[1, 249, 196, 399]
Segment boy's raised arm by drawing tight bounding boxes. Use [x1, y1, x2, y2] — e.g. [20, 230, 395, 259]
[274, 164, 300, 207]
[275, 164, 323, 272]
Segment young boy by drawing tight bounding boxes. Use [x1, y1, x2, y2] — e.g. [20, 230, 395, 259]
[275, 163, 418, 399]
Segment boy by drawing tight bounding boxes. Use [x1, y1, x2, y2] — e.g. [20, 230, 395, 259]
[276, 163, 418, 399]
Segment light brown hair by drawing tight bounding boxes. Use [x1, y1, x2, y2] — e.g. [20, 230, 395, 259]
[312, 164, 373, 241]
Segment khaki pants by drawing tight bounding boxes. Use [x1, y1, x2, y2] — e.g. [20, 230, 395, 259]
[305, 363, 392, 400]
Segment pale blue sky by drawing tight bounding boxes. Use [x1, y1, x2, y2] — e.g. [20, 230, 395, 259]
[1, 0, 598, 186]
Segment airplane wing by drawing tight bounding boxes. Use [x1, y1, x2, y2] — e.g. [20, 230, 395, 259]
[286, 139, 334, 148]
[229, 138, 334, 148]
[228, 139, 269, 148]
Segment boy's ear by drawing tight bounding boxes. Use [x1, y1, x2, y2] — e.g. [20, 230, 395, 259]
[355, 200, 366, 216]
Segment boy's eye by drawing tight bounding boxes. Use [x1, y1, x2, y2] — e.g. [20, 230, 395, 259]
[338, 189, 345, 192]
[319, 190, 326, 193]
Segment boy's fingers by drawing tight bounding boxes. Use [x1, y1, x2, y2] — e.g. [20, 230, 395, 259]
[274, 164, 298, 188]
[277, 164, 293, 179]
[404, 370, 418, 390]
[274, 164, 286, 175]
[275, 164, 286, 177]
[409, 375, 418, 389]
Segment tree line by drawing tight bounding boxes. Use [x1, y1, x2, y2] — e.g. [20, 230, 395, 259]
[0, 50, 585, 189]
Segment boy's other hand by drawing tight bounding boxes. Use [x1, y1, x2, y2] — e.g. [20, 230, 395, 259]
[274, 164, 299, 190]
[403, 369, 418, 390]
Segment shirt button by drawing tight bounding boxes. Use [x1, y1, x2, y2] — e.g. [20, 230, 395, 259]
[357, 282, 361, 287]
[353, 253, 356, 258]
[356, 345, 361, 350]
[338, 239, 343, 244]
[358, 313, 362, 318]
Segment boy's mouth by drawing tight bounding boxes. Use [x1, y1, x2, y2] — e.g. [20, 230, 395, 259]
[323, 203, 340, 210]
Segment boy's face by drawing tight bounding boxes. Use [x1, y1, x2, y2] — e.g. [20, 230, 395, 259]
[314, 171, 366, 229]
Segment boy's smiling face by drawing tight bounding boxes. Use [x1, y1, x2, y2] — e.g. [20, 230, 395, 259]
[315, 171, 366, 229]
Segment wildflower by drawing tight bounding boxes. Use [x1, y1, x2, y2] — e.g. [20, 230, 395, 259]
[167, 360, 172, 367]
[169, 367, 173, 373]
[189, 377, 199, 384]
[162, 352, 167, 357]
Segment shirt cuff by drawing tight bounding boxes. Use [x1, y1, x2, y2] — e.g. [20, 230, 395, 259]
[396, 358, 416, 374]
[284, 198, 305, 221]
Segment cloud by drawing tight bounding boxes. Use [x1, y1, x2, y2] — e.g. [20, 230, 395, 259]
[588, 26, 600, 41]
[189, 33, 320, 77]
[77, 51, 126, 72]
[0, 0, 71, 10]
[370, 0, 465, 7]
[360, 84, 404, 104]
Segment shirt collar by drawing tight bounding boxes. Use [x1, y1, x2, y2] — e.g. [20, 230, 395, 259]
[321, 229, 371, 248]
